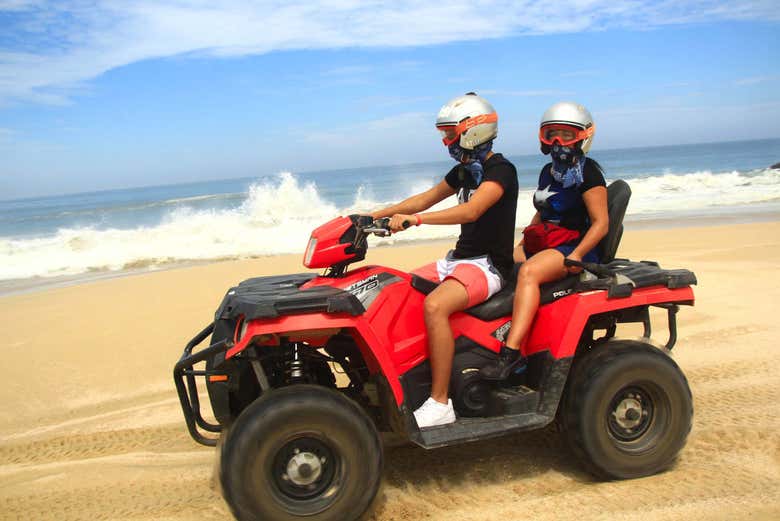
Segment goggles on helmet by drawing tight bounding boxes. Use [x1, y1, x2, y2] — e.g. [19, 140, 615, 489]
[437, 112, 498, 146]
[539, 123, 595, 147]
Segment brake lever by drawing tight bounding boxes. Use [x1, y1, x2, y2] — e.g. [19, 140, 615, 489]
[364, 217, 411, 237]
[363, 227, 391, 237]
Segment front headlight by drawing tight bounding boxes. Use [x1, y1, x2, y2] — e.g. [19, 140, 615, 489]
[303, 237, 317, 266]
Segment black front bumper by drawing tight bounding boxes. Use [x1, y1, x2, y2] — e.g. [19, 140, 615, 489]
[173, 322, 232, 446]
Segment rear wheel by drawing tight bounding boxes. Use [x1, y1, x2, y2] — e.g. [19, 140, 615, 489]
[561, 340, 693, 479]
[220, 384, 382, 521]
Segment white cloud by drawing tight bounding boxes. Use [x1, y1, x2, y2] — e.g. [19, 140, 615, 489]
[1, 0, 778, 106]
[734, 75, 778, 86]
[0, 1, 39, 9]
[299, 111, 439, 166]
[594, 100, 780, 147]
[303, 111, 429, 144]
[559, 69, 601, 78]
[481, 89, 575, 97]
[0, 127, 14, 149]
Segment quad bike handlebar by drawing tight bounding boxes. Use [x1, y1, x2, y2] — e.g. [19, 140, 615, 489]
[360, 217, 411, 237]
[361, 217, 392, 237]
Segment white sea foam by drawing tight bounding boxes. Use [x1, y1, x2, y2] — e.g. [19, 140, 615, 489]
[619, 168, 780, 216]
[1, 168, 778, 280]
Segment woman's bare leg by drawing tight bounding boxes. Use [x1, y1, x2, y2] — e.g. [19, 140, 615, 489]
[481, 249, 568, 380]
[505, 249, 568, 348]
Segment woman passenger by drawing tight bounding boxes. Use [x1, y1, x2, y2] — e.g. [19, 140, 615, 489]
[480, 102, 608, 379]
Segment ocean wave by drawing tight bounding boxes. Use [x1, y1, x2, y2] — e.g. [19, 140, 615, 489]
[618, 168, 780, 215]
[3, 192, 246, 225]
[1, 168, 778, 280]
[0, 173, 467, 280]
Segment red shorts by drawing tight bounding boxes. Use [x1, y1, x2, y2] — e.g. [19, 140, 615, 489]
[412, 254, 504, 308]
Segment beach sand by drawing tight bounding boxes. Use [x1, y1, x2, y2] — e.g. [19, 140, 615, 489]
[1, 222, 780, 521]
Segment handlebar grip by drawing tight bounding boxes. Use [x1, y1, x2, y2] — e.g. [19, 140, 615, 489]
[374, 217, 391, 229]
[402, 220, 411, 229]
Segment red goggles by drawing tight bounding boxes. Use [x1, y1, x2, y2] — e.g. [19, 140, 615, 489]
[539, 123, 595, 147]
[437, 112, 498, 146]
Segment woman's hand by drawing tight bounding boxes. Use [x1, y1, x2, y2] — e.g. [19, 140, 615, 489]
[513, 241, 526, 263]
[564, 251, 583, 273]
[389, 214, 415, 232]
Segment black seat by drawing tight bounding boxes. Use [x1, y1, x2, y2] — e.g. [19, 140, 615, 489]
[464, 180, 632, 321]
[600, 179, 631, 263]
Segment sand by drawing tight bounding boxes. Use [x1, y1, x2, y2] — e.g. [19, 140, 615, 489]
[1, 222, 780, 521]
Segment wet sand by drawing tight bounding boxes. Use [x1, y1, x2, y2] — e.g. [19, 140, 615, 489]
[1, 222, 779, 520]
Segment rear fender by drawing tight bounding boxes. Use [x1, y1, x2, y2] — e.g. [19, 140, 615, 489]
[527, 285, 695, 359]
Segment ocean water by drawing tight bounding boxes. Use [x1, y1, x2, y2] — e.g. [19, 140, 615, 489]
[1, 138, 779, 281]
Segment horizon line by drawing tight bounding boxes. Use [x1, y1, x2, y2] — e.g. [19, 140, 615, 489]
[2, 135, 779, 203]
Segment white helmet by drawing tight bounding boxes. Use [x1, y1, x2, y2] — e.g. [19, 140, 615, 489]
[436, 93, 498, 150]
[539, 101, 596, 153]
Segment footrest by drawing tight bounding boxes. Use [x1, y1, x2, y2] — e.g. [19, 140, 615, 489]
[488, 385, 539, 416]
[413, 412, 550, 449]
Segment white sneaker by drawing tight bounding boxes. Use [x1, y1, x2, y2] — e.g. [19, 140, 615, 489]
[413, 397, 456, 428]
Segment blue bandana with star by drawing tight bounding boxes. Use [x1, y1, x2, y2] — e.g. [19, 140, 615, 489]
[448, 140, 493, 186]
[551, 144, 585, 188]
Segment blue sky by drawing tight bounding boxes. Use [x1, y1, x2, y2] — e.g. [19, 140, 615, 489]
[1, 1, 779, 199]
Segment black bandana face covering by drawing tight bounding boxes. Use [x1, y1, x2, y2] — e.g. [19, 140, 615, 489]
[550, 143, 582, 167]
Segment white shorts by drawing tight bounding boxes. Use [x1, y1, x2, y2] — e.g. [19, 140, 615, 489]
[413, 251, 504, 307]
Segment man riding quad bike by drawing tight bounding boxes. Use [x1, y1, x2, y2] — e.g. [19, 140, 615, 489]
[174, 200, 696, 520]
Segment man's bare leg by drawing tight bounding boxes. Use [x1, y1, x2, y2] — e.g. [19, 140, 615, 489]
[423, 279, 470, 403]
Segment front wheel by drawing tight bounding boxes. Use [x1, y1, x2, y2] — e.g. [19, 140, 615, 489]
[561, 340, 693, 480]
[219, 384, 382, 521]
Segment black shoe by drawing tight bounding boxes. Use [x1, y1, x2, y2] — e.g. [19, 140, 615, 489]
[480, 345, 527, 381]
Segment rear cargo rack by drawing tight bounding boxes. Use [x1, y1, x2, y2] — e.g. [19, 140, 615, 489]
[173, 322, 231, 446]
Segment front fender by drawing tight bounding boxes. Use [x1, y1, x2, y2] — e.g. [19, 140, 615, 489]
[226, 313, 405, 406]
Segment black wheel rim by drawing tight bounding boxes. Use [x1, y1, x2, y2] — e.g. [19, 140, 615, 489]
[268, 434, 342, 515]
[606, 383, 668, 453]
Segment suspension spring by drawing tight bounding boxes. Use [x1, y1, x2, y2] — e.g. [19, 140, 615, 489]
[287, 343, 306, 383]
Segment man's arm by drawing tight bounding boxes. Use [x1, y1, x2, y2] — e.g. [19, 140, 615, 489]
[389, 180, 504, 230]
[371, 180, 456, 219]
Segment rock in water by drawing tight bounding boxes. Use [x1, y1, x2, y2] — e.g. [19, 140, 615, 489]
[771, 162, 780, 169]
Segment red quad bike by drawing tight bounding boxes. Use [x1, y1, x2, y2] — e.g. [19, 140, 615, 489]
[174, 180, 696, 521]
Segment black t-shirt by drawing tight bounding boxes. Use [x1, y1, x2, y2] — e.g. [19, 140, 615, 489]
[444, 153, 519, 278]
[532, 158, 606, 231]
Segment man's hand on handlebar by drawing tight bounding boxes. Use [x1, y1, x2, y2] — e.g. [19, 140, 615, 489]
[356, 215, 412, 237]
[389, 214, 414, 232]
[361, 217, 391, 237]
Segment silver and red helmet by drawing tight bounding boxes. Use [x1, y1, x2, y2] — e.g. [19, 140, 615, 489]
[539, 101, 596, 153]
[435, 93, 498, 150]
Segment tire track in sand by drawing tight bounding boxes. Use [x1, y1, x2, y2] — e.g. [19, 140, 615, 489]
[0, 424, 194, 466]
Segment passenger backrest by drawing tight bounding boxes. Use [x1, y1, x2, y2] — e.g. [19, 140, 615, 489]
[600, 180, 631, 263]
